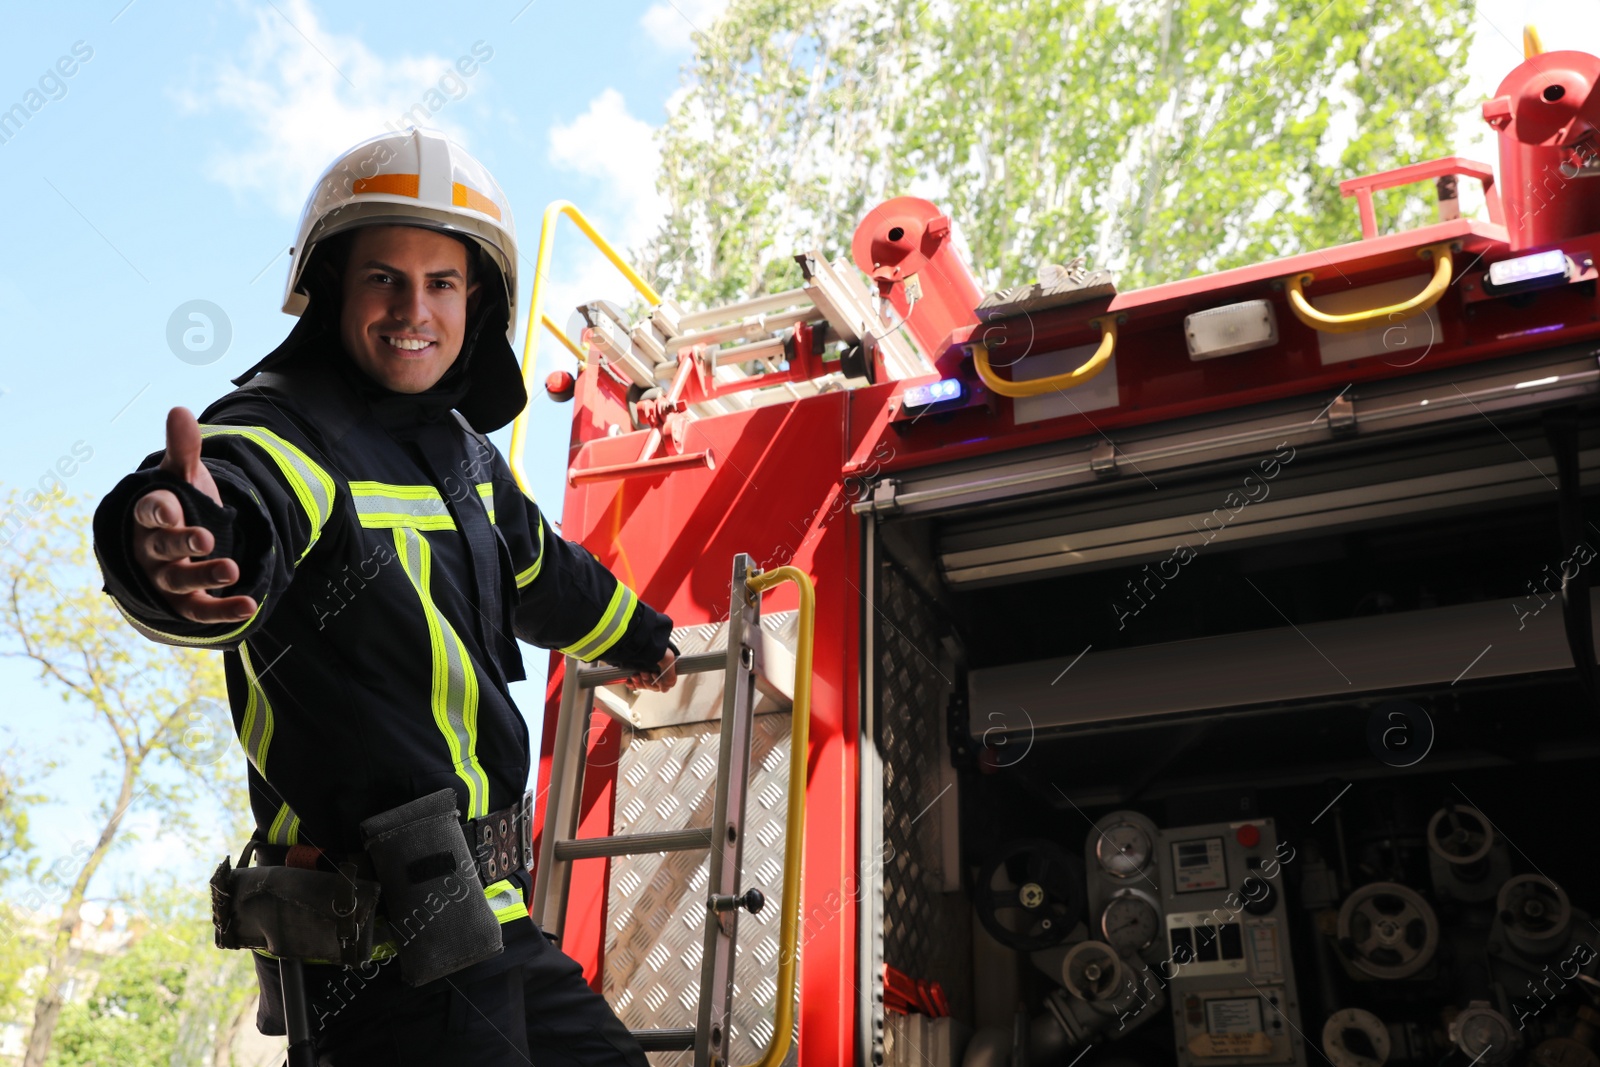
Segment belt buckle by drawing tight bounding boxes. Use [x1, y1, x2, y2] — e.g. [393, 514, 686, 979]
[517, 789, 533, 873]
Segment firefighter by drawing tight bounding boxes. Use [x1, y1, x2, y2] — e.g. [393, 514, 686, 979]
[93, 130, 669, 1066]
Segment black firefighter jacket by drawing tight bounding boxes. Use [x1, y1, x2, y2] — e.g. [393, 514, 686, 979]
[92, 340, 673, 938]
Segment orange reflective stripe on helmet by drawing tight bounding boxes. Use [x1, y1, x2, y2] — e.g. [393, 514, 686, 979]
[351, 173, 420, 198]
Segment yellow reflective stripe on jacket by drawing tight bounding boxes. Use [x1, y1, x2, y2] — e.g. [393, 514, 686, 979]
[111, 595, 266, 648]
[266, 802, 300, 846]
[200, 425, 334, 564]
[560, 582, 638, 661]
[350, 481, 456, 531]
[484, 878, 527, 924]
[391, 527, 491, 819]
[475, 482, 495, 525]
[238, 643, 276, 775]
[514, 516, 546, 589]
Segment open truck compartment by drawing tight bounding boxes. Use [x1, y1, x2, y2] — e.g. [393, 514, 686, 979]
[522, 40, 1600, 1067]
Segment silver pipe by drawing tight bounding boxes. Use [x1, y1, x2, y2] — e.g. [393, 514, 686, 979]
[671, 308, 825, 352]
[553, 826, 714, 860]
[715, 336, 787, 365]
[675, 287, 813, 331]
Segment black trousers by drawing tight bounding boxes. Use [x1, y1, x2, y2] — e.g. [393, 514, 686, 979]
[258, 920, 648, 1067]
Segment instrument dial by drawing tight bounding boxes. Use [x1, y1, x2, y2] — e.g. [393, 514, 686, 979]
[1100, 890, 1160, 953]
[1096, 822, 1153, 878]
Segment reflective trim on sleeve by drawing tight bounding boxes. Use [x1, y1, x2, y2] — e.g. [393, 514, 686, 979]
[266, 802, 300, 846]
[484, 878, 527, 924]
[351, 482, 456, 531]
[110, 594, 267, 648]
[238, 643, 276, 776]
[514, 516, 546, 589]
[392, 527, 491, 819]
[475, 482, 496, 525]
[200, 425, 335, 565]
[559, 581, 639, 662]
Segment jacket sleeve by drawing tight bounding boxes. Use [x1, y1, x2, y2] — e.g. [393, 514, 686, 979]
[489, 456, 672, 672]
[92, 399, 340, 650]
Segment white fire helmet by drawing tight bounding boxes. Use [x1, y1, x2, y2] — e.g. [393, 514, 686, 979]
[282, 129, 517, 339]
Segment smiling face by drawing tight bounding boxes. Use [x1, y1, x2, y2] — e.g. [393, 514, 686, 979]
[337, 225, 481, 394]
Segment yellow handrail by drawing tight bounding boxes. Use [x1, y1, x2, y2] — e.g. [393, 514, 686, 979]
[509, 200, 664, 493]
[1285, 242, 1454, 335]
[739, 565, 815, 1067]
[541, 313, 586, 363]
[971, 316, 1118, 398]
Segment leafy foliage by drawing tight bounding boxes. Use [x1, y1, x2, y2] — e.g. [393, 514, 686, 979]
[645, 0, 1476, 306]
[0, 491, 245, 1066]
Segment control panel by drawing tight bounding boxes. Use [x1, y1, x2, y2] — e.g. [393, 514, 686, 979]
[1157, 817, 1306, 1067]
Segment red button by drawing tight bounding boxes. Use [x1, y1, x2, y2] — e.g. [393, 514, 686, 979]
[1235, 824, 1261, 847]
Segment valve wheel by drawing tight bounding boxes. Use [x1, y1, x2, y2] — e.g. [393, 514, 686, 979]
[1061, 940, 1123, 1002]
[1336, 881, 1440, 980]
[976, 839, 1084, 952]
[1427, 804, 1494, 866]
[1497, 874, 1573, 956]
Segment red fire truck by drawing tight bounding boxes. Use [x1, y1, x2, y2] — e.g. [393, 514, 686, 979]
[516, 36, 1600, 1067]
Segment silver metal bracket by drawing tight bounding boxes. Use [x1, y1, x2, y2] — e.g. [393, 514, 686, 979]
[1327, 391, 1357, 435]
[1090, 439, 1118, 477]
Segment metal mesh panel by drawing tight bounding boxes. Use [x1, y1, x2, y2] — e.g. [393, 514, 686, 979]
[604, 710, 799, 1066]
[876, 562, 951, 977]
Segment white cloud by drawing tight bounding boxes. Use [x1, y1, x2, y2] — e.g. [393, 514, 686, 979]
[537, 89, 669, 361]
[177, 0, 484, 217]
[548, 88, 665, 242]
[640, 0, 731, 52]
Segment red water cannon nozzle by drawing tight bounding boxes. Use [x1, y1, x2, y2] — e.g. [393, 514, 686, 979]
[1483, 47, 1600, 249]
[852, 197, 983, 367]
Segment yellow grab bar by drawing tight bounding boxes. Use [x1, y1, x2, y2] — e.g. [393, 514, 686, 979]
[739, 565, 815, 1067]
[971, 315, 1118, 398]
[541, 313, 586, 363]
[1285, 242, 1454, 335]
[509, 200, 664, 493]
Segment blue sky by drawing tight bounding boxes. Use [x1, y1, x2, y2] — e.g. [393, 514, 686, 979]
[0, 0, 726, 900]
[0, 0, 1596, 902]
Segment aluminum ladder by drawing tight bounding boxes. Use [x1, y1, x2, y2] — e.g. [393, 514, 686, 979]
[530, 554, 814, 1067]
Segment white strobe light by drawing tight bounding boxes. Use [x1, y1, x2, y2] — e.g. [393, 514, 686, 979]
[1185, 299, 1279, 361]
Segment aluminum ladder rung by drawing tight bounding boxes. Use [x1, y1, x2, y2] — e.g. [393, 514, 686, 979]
[552, 826, 714, 861]
[576, 649, 727, 687]
[630, 1027, 697, 1052]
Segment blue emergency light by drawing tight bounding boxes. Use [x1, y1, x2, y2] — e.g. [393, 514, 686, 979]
[1487, 249, 1570, 290]
[901, 379, 965, 410]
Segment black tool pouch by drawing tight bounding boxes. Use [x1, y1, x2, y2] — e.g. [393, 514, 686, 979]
[360, 788, 504, 987]
[209, 841, 382, 967]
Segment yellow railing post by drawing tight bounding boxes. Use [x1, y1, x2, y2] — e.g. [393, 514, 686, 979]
[509, 200, 665, 494]
[739, 565, 815, 1067]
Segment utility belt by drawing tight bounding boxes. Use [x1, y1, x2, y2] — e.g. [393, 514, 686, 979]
[209, 789, 533, 987]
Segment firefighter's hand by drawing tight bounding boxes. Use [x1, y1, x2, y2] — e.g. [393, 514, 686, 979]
[130, 407, 258, 624]
[626, 649, 678, 693]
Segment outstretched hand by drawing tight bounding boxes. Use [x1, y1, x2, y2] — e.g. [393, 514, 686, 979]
[130, 407, 257, 624]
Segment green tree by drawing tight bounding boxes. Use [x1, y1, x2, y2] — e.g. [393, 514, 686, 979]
[45, 884, 259, 1067]
[646, 0, 1475, 306]
[0, 491, 243, 1067]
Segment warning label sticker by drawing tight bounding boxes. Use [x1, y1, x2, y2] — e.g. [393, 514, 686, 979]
[1206, 997, 1264, 1035]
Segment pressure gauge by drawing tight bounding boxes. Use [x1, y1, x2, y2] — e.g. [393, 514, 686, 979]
[1096, 822, 1153, 878]
[1100, 889, 1161, 954]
